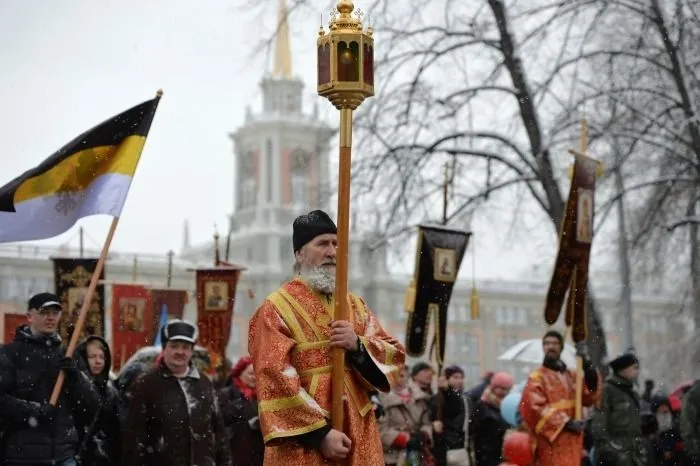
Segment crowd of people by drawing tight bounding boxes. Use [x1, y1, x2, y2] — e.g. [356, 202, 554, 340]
[2, 209, 700, 466]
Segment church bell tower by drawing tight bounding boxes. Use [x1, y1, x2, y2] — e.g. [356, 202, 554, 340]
[226, 0, 334, 272]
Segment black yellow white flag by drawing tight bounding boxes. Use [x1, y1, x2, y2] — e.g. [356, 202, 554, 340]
[0, 95, 161, 243]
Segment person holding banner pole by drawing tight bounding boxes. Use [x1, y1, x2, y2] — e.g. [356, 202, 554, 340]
[519, 330, 600, 466]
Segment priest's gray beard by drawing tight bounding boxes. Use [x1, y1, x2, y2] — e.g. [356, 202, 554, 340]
[300, 264, 336, 295]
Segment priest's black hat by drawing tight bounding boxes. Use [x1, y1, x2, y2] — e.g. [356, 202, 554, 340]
[609, 352, 639, 372]
[160, 319, 198, 345]
[292, 210, 337, 252]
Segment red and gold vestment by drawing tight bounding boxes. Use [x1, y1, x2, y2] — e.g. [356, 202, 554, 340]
[249, 278, 405, 465]
[519, 365, 601, 466]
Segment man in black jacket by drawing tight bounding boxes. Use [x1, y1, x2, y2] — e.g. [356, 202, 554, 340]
[0, 292, 100, 466]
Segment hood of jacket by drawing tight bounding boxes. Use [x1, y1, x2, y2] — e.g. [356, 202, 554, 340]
[74, 335, 112, 387]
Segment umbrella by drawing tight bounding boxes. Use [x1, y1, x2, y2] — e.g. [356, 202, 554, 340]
[498, 339, 577, 368]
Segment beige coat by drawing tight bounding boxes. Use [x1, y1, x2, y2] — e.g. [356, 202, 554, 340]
[378, 381, 433, 465]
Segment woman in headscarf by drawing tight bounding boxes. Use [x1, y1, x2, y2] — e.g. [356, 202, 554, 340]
[471, 371, 515, 466]
[73, 336, 121, 466]
[218, 356, 264, 466]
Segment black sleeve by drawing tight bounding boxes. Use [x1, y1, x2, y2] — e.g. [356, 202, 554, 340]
[583, 359, 598, 392]
[293, 423, 332, 449]
[346, 340, 387, 390]
[0, 347, 43, 425]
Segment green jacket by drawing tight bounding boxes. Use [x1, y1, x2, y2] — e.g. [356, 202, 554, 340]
[591, 375, 647, 466]
[681, 380, 700, 458]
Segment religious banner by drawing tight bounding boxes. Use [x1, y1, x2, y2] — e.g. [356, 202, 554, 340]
[404, 225, 471, 364]
[4, 313, 26, 344]
[52, 258, 106, 342]
[149, 288, 188, 343]
[194, 266, 244, 361]
[112, 283, 153, 372]
[544, 150, 601, 342]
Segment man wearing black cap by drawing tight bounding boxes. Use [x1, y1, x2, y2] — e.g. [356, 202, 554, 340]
[519, 330, 601, 466]
[122, 319, 232, 466]
[591, 352, 647, 465]
[0, 292, 100, 466]
[249, 209, 406, 465]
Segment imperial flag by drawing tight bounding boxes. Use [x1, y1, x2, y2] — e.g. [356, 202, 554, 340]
[0, 95, 161, 243]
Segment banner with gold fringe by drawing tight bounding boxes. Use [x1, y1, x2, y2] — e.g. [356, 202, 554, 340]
[112, 283, 152, 372]
[404, 225, 471, 364]
[52, 258, 105, 342]
[194, 266, 244, 361]
[544, 146, 602, 342]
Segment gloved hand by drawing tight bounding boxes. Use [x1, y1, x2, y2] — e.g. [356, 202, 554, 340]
[57, 356, 79, 384]
[406, 432, 423, 451]
[36, 403, 59, 427]
[564, 420, 586, 433]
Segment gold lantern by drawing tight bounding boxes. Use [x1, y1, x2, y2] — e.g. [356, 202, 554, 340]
[317, 0, 374, 110]
[317, 0, 375, 432]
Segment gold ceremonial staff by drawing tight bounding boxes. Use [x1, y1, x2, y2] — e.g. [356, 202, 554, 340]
[317, 0, 374, 431]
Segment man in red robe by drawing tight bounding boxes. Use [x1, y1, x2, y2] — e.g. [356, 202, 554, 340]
[248, 210, 406, 465]
[519, 330, 601, 466]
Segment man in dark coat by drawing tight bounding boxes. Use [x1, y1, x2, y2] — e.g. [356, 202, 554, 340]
[73, 335, 121, 466]
[591, 352, 647, 466]
[122, 319, 232, 466]
[681, 380, 700, 465]
[0, 292, 100, 466]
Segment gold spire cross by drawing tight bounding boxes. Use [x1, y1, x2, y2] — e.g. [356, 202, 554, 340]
[273, 0, 293, 78]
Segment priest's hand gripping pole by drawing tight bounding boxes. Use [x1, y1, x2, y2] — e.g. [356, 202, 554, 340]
[317, 0, 375, 432]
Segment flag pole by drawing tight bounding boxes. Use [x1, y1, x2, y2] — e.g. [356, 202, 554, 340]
[49, 87, 163, 405]
[50, 216, 120, 405]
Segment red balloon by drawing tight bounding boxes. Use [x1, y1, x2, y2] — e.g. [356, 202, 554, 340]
[502, 431, 534, 466]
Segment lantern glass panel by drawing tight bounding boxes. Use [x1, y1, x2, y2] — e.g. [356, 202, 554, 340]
[363, 43, 374, 86]
[317, 43, 331, 86]
[337, 41, 359, 82]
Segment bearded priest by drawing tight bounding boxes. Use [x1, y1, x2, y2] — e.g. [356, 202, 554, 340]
[248, 209, 406, 465]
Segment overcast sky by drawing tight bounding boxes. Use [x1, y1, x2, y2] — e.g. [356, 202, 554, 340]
[0, 0, 566, 282]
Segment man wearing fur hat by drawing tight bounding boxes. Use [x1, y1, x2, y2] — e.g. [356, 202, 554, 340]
[248, 209, 406, 465]
[591, 352, 647, 466]
[519, 330, 601, 466]
[122, 319, 232, 466]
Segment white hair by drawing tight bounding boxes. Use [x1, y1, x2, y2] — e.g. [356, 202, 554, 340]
[294, 247, 336, 294]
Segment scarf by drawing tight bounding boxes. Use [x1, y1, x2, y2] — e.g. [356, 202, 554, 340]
[234, 376, 256, 401]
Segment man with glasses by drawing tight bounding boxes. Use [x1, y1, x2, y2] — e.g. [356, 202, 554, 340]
[0, 292, 100, 466]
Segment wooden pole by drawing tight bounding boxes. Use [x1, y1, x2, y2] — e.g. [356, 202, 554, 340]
[166, 250, 174, 288]
[131, 256, 138, 282]
[331, 108, 353, 431]
[435, 162, 450, 423]
[50, 216, 120, 405]
[574, 116, 588, 420]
